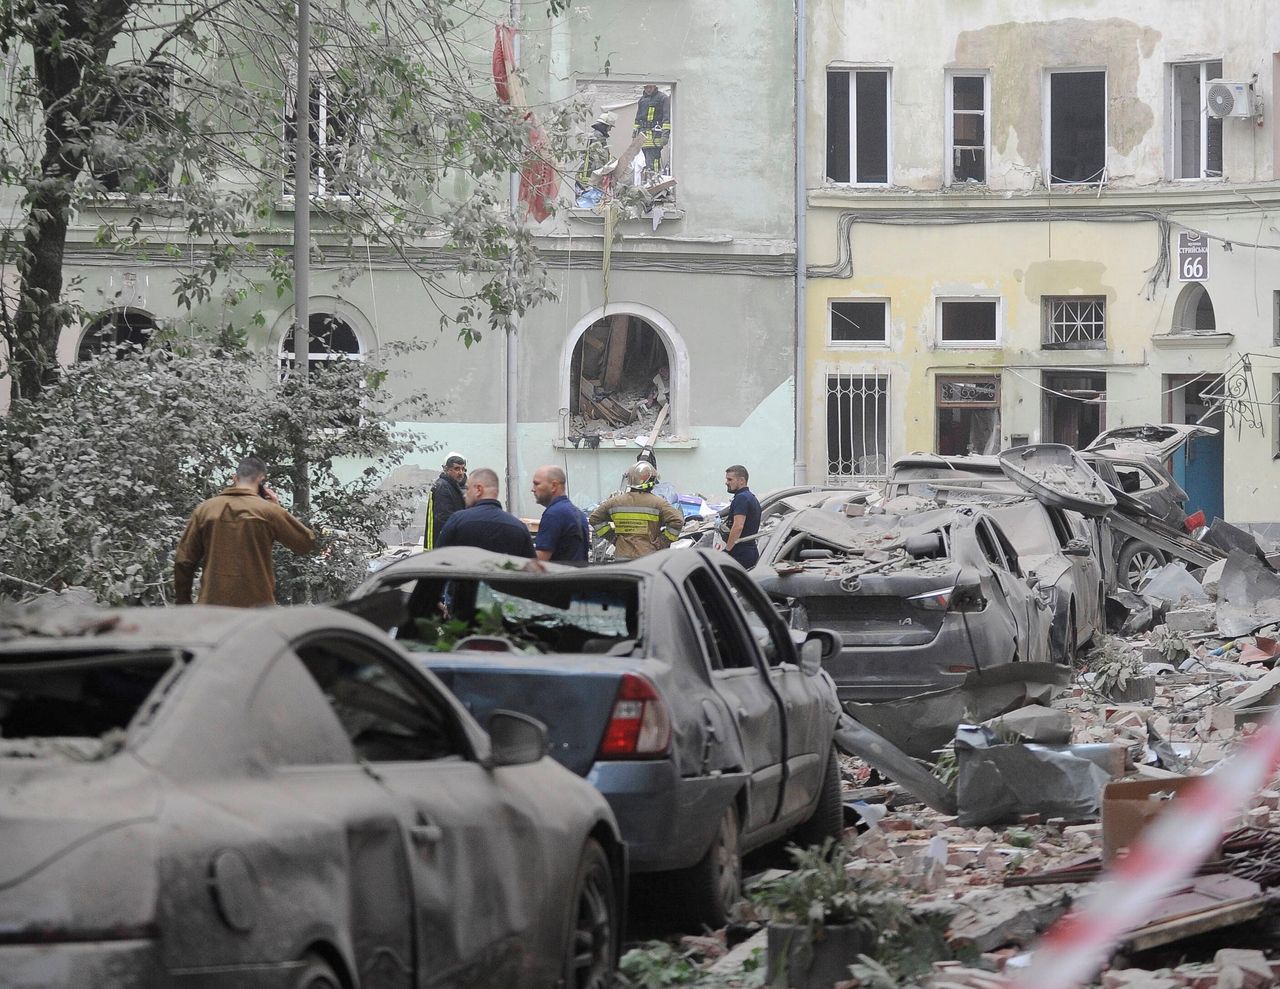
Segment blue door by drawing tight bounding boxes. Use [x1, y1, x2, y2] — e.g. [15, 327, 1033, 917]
[1172, 431, 1224, 523]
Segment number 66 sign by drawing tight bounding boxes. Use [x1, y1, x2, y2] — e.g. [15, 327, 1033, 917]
[1177, 230, 1209, 281]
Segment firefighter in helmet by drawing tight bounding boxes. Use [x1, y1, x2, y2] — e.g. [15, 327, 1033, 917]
[589, 461, 685, 560]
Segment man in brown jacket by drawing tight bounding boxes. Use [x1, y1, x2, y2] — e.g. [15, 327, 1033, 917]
[174, 457, 316, 607]
[589, 461, 685, 560]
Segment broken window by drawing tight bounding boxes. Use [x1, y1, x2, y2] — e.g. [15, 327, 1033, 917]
[1041, 371, 1105, 448]
[1172, 283, 1217, 335]
[936, 375, 1001, 456]
[284, 77, 357, 198]
[573, 80, 675, 206]
[939, 299, 999, 345]
[826, 69, 890, 184]
[569, 314, 671, 440]
[829, 299, 888, 345]
[1172, 60, 1224, 179]
[280, 312, 363, 378]
[1043, 296, 1106, 350]
[826, 372, 889, 481]
[1049, 70, 1106, 185]
[77, 307, 159, 361]
[89, 62, 175, 194]
[947, 73, 988, 184]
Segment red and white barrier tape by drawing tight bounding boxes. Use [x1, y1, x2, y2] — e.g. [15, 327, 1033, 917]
[1011, 720, 1280, 989]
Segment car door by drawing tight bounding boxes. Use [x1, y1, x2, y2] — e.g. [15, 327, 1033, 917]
[988, 518, 1053, 663]
[288, 630, 548, 989]
[714, 563, 828, 823]
[969, 518, 1036, 663]
[681, 567, 785, 835]
[1050, 507, 1104, 639]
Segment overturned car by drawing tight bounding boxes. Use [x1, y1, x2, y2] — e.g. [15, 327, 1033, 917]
[752, 505, 1053, 701]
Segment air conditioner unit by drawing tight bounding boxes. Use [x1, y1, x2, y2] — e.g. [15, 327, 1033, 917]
[1206, 80, 1255, 118]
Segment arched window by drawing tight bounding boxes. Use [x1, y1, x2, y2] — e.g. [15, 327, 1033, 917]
[279, 313, 362, 377]
[1172, 283, 1217, 335]
[569, 314, 673, 438]
[77, 308, 159, 361]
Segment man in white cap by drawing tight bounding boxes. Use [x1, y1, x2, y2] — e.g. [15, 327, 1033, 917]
[424, 453, 466, 550]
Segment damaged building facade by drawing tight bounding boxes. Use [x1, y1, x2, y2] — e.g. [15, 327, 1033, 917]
[804, 2, 1280, 534]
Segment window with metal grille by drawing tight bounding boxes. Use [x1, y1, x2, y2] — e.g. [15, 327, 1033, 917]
[826, 372, 889, 481]
[1043, 296, 1106, 349]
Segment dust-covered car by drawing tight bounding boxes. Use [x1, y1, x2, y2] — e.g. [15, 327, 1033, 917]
[349, 547, 844, 931]
[752, 505, 1053, 701]
[0, 605, 623, 989]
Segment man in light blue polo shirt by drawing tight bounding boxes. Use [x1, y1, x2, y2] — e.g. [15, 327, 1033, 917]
[531, 465, 590, 563]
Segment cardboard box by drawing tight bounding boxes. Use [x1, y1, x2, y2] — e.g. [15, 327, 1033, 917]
[1101, 776, 1208, 863]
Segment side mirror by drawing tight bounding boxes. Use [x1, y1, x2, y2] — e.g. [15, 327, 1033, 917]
[1063, 539, 1091, 557]
[799, 628, 842, 675]
[488, 710, 549, 766]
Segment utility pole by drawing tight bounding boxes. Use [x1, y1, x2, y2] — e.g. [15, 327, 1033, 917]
[504, 0, 520, 514]
[292, 0, 312, 513]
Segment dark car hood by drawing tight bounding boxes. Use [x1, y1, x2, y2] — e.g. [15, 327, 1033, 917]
[0, 754, 161, 889]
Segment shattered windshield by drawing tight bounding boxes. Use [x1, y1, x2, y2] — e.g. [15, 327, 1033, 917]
[0, 649, 185, 760]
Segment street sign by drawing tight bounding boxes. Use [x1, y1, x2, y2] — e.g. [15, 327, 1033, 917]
[1177, 231, 1209, 282]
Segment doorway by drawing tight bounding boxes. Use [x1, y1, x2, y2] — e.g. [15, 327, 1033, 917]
[1041, 371, 1106, 447]
[1166, 374, 1225, 523]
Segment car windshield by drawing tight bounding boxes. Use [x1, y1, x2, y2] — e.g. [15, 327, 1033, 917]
[0, 648, 185, 760]
[989, 502, 1058, 557]
[381, 576, 642, 655]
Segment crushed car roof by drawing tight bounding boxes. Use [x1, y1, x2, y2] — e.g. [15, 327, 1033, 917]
[0, 602, 291, 651]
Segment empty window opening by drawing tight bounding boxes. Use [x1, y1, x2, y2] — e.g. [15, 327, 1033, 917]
[826, 69, 889, 184]
[948, 74, 988, 184]
[939, 299, 998, 345]
[1172, 283, 1217, 335]
[77, 308, 159, 361]
[90, 63, 174, 194]
[570, 314, 671, 439]
[284, 78, 357, 198]
[280, 312, 362, 376]
[1049, 71, 1106, 185]
[826, 372, 889, 481]
[829, 300, 888, 345]
[1042, 371, 1105, 448]
[1043, 296, 1106, 349]
[936, 376, 1001, 456]
[1172, 61, 1223, 180]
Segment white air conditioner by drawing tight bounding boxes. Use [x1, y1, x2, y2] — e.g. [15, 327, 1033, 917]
[1206, 79, 1256, 118]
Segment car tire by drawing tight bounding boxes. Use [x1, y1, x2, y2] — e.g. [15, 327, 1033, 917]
[293, 955, 342, 989]
[668, 803, 741, 931]
[789, 747, 843, 851]
[562, 839, 618, 989]
[1119, 541, 1166, 591]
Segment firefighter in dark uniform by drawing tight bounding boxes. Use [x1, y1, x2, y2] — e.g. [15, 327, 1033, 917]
[633, 84, 670, 177]
[576, 111, 616, 200]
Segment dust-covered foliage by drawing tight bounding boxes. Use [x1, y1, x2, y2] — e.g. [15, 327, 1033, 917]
[0, 339, 433, 604]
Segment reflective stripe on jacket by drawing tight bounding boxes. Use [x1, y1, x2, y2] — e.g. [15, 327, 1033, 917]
[633, 91, 670, 149]
[588, 490, 684, 559]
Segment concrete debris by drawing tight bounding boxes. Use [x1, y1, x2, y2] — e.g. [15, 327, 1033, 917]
[1202, 558, 1229, 601]
[981, 704, 1072, 744]
[927, 884, 1074, 953]
[1217, 551, 1280, 637]
[1140, 561, 1210, 607]
[1166, 605, 1217, 633]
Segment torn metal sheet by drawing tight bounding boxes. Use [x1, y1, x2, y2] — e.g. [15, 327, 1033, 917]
[998, 444, 1116, 518]
[844, 663, 1071, 760]
[1216, 551, 1280, 637]
[982, 705, 1072, 745]
[833, 714, 957, 815]
[955, 725, 1112, 827]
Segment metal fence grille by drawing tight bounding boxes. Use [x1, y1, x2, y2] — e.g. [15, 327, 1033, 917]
[826, 372, 890, 482]
[1044, 297, 1105, 348]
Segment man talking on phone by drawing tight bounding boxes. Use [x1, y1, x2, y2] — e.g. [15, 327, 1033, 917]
[174, 456, 316, 607]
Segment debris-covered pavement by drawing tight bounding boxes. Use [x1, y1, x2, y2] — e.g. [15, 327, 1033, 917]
[620, 534, 1280, 989]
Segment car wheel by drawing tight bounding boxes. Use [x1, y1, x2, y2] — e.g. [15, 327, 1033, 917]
[563, 839, 617, 989]
[293, 955, 342, 989]
[669, 803, 741, 931]
[788, 747, 843, 850]
[1119, 542, 1166, 591]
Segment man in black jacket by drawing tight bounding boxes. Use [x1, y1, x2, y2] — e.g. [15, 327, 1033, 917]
[424, 453, 466, 549]
[437, 467, 535, 558]
[633, 84, 670, 177]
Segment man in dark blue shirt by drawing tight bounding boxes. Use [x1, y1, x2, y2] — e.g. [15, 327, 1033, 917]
[723, 464, 761, 569]
[437, 467, 535, 558]
[531, 465, 590, 563]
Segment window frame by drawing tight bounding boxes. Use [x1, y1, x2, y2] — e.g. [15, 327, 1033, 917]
[825, 66, 892, 186]
[1045, 68, 1108, 187]
[278, 312, 365, 380]
[1170, 59, 1224, 181]
[283, 74, 359, 201]
[935, 374, 1002, 456]
[936, 296, 1002, 348]
[827, 298, 890, 348]
[1042, 295, 1107, 350]
[944, 71, 990, 187]
[825, 370, 891, 482]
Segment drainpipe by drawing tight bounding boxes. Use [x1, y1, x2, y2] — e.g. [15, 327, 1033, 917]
[793, 0, 809, 485]
[504, 0, 520, 513]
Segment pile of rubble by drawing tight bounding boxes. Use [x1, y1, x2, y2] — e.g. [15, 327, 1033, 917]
[625, 549, 1280, 989]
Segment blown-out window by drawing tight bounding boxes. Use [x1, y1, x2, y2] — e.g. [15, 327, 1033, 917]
[936, 376, 1000, 456]
[947, 73, 988, 184]
[826, 69, 890, 184]
[284, 78, 357, 198]
[1048, 71, 1106, 185]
